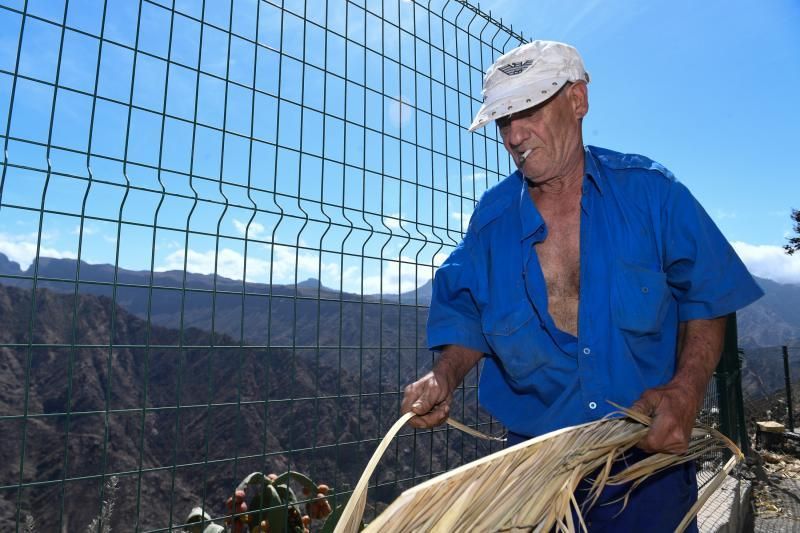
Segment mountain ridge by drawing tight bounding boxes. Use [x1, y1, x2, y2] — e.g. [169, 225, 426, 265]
[2, 252, 798, 347]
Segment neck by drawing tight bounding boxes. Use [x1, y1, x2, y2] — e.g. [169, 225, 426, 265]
[525, 148, 585, 197]
[525, 170, 582, 196]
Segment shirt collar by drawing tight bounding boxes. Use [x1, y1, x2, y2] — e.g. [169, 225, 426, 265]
[583, 146, 604, 195]
[517, 171, 545, 241]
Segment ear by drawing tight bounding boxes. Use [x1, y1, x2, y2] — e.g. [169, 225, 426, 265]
[567, 81, 589, 119]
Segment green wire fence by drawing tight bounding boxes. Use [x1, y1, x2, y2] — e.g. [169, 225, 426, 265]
[0, 0, 522, 530]
[0, 0, 743, 531]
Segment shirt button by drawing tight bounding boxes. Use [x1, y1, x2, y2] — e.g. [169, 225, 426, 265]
[588, 401, 597, 410]
[582, 347, 591, 355]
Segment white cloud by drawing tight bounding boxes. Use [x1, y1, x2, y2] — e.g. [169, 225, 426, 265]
[383, 213, 401, 230]
[359, 255, 436, 295]
[155, 244, 342, 287]
[462, 171, 486, 183]
[0, 231, 443, 295]
[433, 252, 449, 268]
[0, 232, 77, 270]
[732, 241, 800, 285]
[157, 247, 250, 280]
[712, 209, 737, 222]
[71, 224, 98, 236]
[451, 211, 471, 232]
[387, 96, 413, 128]
[232, 219, 265, 238]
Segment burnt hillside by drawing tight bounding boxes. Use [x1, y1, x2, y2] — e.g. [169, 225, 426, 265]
[0, 283, 493, 531]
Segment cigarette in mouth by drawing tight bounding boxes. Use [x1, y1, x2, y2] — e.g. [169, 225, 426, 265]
[519, 149, 532, 164]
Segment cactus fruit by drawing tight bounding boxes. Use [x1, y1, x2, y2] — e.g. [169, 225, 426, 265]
[305, 494, 332, 520]
[186, 471, 338, 533]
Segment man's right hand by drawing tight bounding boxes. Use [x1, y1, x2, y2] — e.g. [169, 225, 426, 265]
[401, 345, 484, 428]
[401, 370, 454, 428]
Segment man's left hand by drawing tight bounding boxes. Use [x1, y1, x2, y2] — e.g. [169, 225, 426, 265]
[630, 381, 701, 454]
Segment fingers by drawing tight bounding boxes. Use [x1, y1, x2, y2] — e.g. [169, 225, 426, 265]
[405, 387, 434, 416]
[628, 399, 648, 416]
[401, 373, 439, 415]
[632, 387, 692, 454]
[401, 373, 452, 428]
[400, 382, 427, 416]
[629, 389, 659, 417]
[638, 421, 689, 454]
[408, 398, 451, 428]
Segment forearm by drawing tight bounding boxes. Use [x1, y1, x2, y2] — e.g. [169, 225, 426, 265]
[433, 344, 484, 393]
[670, 316, 727, 410]
[633, 316, 727, 453]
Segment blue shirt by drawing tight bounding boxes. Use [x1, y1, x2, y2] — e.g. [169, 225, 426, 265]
[427, 146, 763, 437]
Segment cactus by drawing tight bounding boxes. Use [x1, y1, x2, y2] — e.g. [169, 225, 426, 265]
[230, 471, 324, 533]
[184, 507, 225, 533]
[181, 470, 357, 532]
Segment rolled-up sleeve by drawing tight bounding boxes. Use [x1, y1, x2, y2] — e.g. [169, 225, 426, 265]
[426, 234, 490, 354]
[662, 180, 764, 321]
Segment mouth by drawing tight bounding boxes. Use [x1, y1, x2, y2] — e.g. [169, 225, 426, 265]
[518, 148, 533, 165]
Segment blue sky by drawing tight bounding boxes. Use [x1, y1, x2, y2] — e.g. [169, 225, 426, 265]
[478, 0, 800, 283]
[0, 0, 798, 292]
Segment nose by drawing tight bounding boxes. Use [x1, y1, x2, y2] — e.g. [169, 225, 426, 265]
[500, 116, 529, 148]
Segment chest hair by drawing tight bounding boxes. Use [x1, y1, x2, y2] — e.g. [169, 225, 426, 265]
[531, 191, 581, 336]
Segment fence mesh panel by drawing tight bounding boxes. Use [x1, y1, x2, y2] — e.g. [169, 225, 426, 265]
[0, 0, 523, 530]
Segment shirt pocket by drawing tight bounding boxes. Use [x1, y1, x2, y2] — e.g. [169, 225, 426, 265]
[480, 304, 534, 336]
[611, 261, 671, 335]
[480, 304, 540, 383]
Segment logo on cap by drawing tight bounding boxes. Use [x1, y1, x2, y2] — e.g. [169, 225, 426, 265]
[498, 60, 533, 76]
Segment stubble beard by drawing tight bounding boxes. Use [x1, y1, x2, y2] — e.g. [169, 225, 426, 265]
[521, 156, 582, 194]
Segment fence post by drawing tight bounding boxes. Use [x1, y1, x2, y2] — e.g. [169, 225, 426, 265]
[716, 312, 749, 456]
[783, 345, 795, 432]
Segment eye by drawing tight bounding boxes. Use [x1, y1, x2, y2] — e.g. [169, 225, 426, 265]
[497, 105, 540, 132]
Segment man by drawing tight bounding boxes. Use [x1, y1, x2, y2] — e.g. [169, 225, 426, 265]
[400, 40, 763, 530]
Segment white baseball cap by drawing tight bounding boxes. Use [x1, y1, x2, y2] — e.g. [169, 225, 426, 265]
[469, 40, 590, 132]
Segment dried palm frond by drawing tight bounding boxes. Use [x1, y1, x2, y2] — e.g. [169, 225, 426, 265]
[335, 408, 741, 533]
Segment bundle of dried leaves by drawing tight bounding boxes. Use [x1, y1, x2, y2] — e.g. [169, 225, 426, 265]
[336, 408, 740, 533]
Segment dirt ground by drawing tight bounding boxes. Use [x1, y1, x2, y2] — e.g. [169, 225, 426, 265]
[748, 444, 800, 532]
